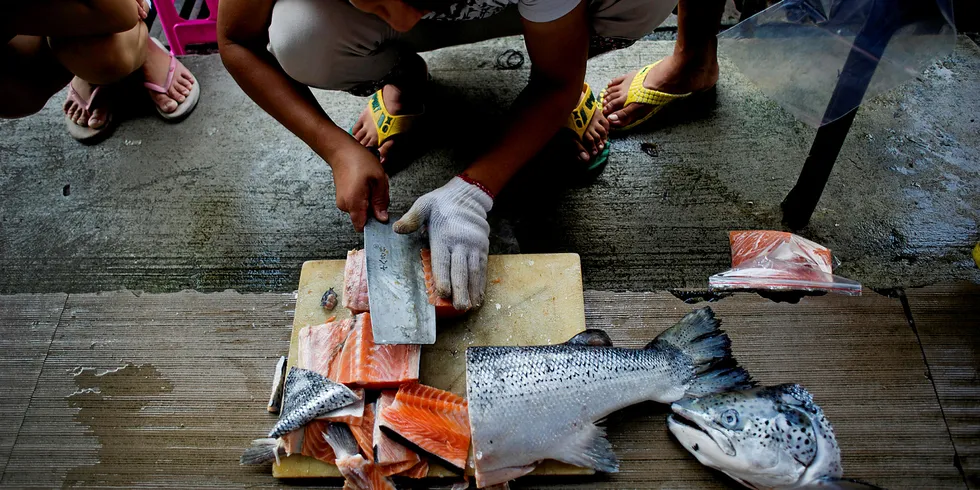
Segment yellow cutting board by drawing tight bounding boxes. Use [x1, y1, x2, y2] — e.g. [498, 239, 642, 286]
[274, 253, 592, 479]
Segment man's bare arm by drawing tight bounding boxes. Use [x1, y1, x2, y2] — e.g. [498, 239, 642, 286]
[461, 1, 590, 194]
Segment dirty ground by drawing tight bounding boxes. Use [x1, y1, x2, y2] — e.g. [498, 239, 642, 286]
[1, 37, 978, 294]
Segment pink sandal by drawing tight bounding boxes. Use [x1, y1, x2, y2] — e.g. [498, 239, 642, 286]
[144, 37, 200, 121]
[64, 82, 112, 142]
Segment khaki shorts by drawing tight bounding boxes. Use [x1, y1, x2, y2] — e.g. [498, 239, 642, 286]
[268, 0, 677, 93]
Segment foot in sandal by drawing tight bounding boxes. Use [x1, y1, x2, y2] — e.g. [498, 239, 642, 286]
[351, 83, 424, 164]
[600, 52, 718, 131]
[63, 76, 112, 141]
[142, 36, 200, 120]
[567, 83, 610, 166]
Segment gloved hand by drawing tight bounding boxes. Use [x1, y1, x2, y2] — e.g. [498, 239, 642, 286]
[393, 176, 493, 310]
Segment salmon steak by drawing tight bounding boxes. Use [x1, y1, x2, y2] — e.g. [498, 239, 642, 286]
[379, 383, 470, 471]
[344, 249, 371, 313]
[343, 248, 469, 318]
[298, 314, 420, 389]
[324, 423, 396, 490]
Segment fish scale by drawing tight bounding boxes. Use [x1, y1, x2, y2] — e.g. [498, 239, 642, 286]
[269, 367, 360, 438]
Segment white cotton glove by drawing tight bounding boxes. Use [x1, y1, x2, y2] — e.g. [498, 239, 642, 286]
[393, 176, 493, 310]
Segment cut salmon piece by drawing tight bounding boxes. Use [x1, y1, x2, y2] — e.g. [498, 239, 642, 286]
[374, 391, 421, 466]
[420, 249, 469, 318]
[342, 248, 470, 318]
[348, 402, 376, 461]
[281, 428, 305, 457]
[394, 458, 429, 479]
[302, 420, 336, 463]
[378, 458, 419, 477]
[344, 249, 370, 313]
[379, 383, 470, 471]
[325, 423, 396, 490]
[333, 314, 420, 388]
[298, 319, 356, 379]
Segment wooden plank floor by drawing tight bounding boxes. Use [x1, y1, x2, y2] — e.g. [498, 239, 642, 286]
[907, 283, 980, 489]
[0, 288, 972, 488]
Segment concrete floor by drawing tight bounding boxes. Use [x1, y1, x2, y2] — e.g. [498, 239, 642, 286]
[1, 37, 978, 294]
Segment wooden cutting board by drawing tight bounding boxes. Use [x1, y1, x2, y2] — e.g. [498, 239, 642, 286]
[274, 253, 592, 479]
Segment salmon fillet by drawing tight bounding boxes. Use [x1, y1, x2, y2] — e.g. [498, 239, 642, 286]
[302, 420, 337, 463]
[325, 424, 396, 490]
[420, 249, 468, 318]
[333, 314, 420, 388]
[298, 319, 356, 379]
[344, 249, 370, 313]
[342, 248, 469, 318]
[374, 391, 420, 466]
[379, 383, 471, 471]
[394, 458, 429, 478]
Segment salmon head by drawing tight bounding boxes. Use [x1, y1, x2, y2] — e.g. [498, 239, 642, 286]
[667, 384, 852, 490]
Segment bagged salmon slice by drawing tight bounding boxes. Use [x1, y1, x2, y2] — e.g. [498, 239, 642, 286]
[342, 248, 469, 318]
[709, 230, 862, 295]
[379, 383, 470, 471]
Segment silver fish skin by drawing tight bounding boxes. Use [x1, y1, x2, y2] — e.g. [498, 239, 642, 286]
[269, 367, 359, 438]
[267, 356, 287, 414]
[667, 384, 884, 490]
[466, 306, 754, 488]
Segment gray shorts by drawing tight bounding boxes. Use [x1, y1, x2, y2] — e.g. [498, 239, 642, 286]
[267, 0, 677, 94]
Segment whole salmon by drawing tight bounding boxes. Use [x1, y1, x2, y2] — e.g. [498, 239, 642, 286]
[465, 306, 754, 487]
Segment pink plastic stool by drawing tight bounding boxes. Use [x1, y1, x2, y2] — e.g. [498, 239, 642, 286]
[153, 0, 219, 55]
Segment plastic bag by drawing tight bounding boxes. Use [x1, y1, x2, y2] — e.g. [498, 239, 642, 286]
[709, 231, 862, 295]
[718, 0, 956, 127]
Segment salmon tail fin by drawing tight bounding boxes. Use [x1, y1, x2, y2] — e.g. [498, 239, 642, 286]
[648, 307, 755, 398]
[803, 477, 886, 489]
[240, 438, 283, 466]
[324, 423, 359, 459]
[554, 423, 619, 473]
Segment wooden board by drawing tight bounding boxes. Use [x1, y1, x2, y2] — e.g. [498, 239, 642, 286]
[274, 253, 590, 479]
[907, 283, 980, 489]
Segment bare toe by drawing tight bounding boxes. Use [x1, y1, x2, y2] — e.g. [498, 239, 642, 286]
[88, 108, 108, 129]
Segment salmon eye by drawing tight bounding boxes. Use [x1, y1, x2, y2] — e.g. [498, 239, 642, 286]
[720, 409, 740, 429]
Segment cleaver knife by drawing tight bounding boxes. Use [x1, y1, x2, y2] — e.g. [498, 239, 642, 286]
[363, 216, 436, 345]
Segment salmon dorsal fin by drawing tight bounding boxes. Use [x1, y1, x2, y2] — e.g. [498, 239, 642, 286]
[564, 329, 613, 347]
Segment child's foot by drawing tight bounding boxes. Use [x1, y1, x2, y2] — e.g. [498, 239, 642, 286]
[569, 88, 610, 162]
[351, 83, 424, 163]
[142, 37, 195, 114]
[63, 77, 109, 129]
[602, 53, 718, 129]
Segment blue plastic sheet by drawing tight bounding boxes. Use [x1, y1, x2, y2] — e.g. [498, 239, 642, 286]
[719, 0, 956, 127]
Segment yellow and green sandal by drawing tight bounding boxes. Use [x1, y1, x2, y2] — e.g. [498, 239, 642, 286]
[565, 83, 610, 175]
[349, 89, 423, 155]
[599, 60, 710, 132]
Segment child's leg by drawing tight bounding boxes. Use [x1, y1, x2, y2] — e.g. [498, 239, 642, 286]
[0, 35, 73, 118]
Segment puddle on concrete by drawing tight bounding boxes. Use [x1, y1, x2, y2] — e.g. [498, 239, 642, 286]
[64, 363, 174, 487]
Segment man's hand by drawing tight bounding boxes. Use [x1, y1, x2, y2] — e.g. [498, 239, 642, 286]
[393, 177, 493, 310]
[332, 145, 390, 232]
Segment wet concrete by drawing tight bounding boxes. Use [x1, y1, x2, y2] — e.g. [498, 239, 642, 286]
[0, 37, 977, 294]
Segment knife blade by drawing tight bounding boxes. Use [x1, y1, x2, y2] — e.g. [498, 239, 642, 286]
[363, 216, 436, 345]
